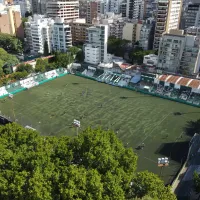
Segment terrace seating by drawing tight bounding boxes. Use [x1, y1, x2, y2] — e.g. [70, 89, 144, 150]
[118, 77, 130, 87]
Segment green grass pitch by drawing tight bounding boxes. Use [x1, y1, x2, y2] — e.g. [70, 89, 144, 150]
[0, 74, 199, 183]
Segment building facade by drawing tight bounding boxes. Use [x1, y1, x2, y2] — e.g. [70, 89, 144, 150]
[86, 1, 98, 24]
[0, 4, 24, 38]
[153, 0, 182, 50]
[122, 21, 142, 44]
[157, 29, 200, 75]
[47, 0, 79, 22]
[13, 0, 31, 17]
[70, 18, 92, 44]
[25, 15, 54, 54]
[139, 18, 155, 50]
[51, 18, 72, 52]
[84, 25, 108, 64]
[184, 1, 200, 30]
[31, 0, 46, 14]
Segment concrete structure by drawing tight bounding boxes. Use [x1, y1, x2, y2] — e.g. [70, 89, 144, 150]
[70, 18, 91, 44]
[120, 1, 126, 17]
[86, 1, 98, 24]
[122, 21, 142, 44]
[25, 15, 54, 54]
[84, 25, 109, 64]
[184, 1, 200, 30]
[186, 26, 200, 38]
[139, 17, 155, 50]
[47, 0, 79, 22]
[126, 0, 144, 20]
[153, 0, 182, 50]
[13, 0, 31, 17]
[103, 0, 123, 14]
[0, 4, 24, 38]
[143, 54, 158, 66]
[31, 0, 46, 14]
[157, 29, 200, 75]
[94, 13, 125, 39]
[51, 18, 72, 52]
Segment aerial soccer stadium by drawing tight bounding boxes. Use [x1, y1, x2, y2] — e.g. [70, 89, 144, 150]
[0, 66, 199, 184]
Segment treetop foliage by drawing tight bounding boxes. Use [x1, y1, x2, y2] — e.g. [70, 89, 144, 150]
[0, 123, 176, 200]
[0, 33, 23, 53]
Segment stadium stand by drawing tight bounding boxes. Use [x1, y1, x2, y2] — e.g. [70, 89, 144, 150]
[82, 66, 96, 77]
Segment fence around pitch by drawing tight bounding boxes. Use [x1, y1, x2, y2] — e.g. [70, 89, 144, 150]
[0, 69, 69, 99]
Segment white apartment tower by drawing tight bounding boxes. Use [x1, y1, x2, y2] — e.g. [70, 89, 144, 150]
[126, 0, 144, 20]
[25, 15, 54, 54]
[47, 0, 79, 22]
[84, 25, 108, 65]
[51, 18, 72, 52]
[153, 0, 182, 50]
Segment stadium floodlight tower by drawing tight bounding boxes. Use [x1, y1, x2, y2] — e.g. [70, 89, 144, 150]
[73, 119, 80, 136]
[158, 157, 169, 177]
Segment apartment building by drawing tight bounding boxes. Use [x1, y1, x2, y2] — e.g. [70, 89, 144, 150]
[139, 18, 155, 50]
[122, 21, 142, 44]
[47, 0, 79, 22]
[31, 0, 46, 14]
[25, 15, 54, 54]
[0, 4, 24, 38]
[153, 0, 182, 50]
[86, 1, 98, 24]
[70, 18, 91, 44]
[157, 29, 200, 74]
[126, 0, 144, 20]
[95, 13, 125, 39]
[13, 0, 31, 17]
[84, 25, 108, 64]
[51, 18, 72, 52]
[184, 1, 200, 29]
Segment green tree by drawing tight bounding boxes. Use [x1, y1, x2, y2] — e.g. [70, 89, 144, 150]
[22, 17, 28, 28]
[35, 58, 48, 73]
[69, 46, 80, 57]
[0, 48, 19, 67]
[11, 71, 28, 80]
[130, 50, 155, 64]
[128, 171, 176, 200]
[0, 33, 23, 53]
[16, 63, 33, 73]
[193, 171, 200, 193]
[44, 41, 49, 56]
[55, 52, 74, 68]
[0, 123, 176, 200]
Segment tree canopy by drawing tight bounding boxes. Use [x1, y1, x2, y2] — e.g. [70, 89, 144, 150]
[0, 33, 23, 53]
[107, 36, 130, 57]
[0, 48, 19, 68]
[0, 123, 176, 200]
[55, 52, 74, 68]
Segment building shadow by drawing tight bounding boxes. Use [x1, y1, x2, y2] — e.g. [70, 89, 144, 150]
[183, 119, 200, 137]
[155, 141, 189, 163]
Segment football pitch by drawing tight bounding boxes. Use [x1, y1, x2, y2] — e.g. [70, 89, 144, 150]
[0, 74, 199, 183]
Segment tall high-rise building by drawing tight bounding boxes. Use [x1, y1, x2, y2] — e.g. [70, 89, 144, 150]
[46, 0, 79, 22]
[0, 4, 24, 38]
[153, 0, 182, 50]
[25, 15, 54, 54]
[84, 25, 108, 64]
[13, 0, 31, 17]
[126, 0, 144, 20]
[86, 1, 98, 24]
[184, 1, 200, 29]
[51, 18, 72, 52]
[31, 0, 46, 14]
